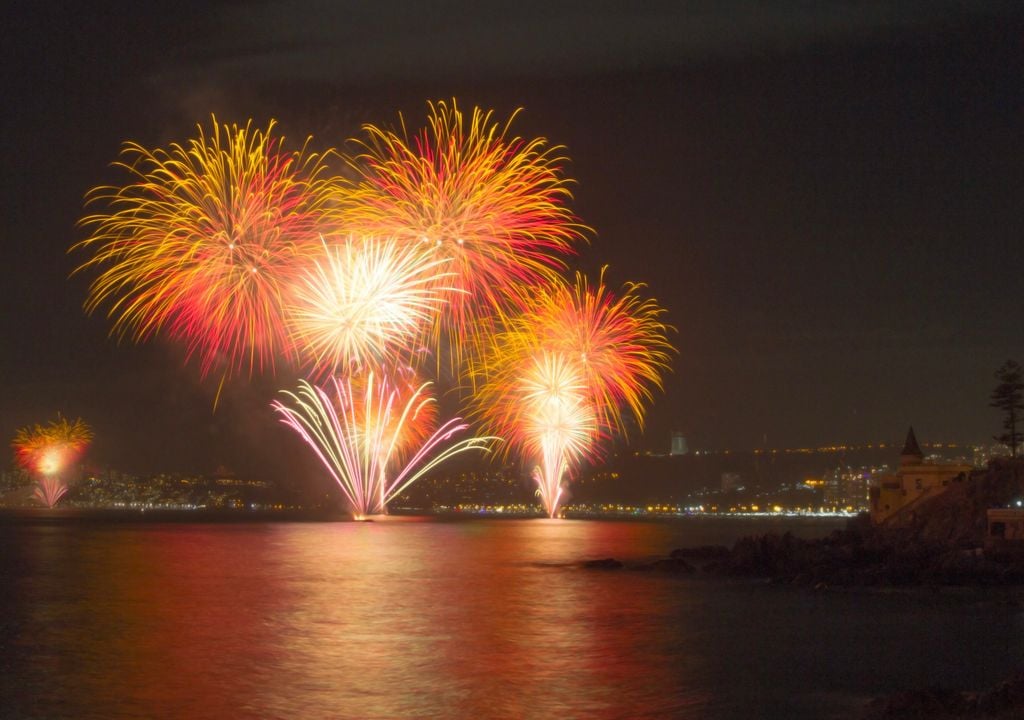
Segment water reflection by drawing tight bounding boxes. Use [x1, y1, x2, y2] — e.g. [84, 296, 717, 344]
[258, 519, 713, 718]
[1, 517, 1022, 719]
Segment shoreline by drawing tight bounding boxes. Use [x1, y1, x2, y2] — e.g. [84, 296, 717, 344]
[0, 505, 853, 524]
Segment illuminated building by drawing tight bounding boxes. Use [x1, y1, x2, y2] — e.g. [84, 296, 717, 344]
[823, 466, 870, 510]
[974, 443, 1011, 468]
[670, 431, 688, 456]
[868, 427, 972, 524]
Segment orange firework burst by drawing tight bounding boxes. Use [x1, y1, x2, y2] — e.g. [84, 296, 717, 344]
[75, 116, 346, 377]
[12, 415, 93, 508]
[469, 272, 673, 516]
[285, 235, 454, 378]
[525, 269, 675, 436]
[342, 99, 586, 357]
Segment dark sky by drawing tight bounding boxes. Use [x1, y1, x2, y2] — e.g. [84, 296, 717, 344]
[2, 1, 1022, 479]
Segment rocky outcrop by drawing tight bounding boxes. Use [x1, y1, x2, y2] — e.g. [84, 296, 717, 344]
[670, 545, 731, 562]
[581, 462, 1024, 586]
[864, 671, 1024, 718]
[580, 556, 695, 572]
[684, 523, 1024, 587]
[582, 558, 623, 569]
[670, 460, 1024, 587]
[644, 557, 695, 573]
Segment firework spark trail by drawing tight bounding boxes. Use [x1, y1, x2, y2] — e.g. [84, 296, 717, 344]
[12, 416, 93, 509]
[522, 351, 597, 516]
[342, 99, 586, 361]
[273, 374, 494, 519]
[286, 236, 455, 378]
[75, 116, 345, 377]
[470, 274, 673, 517]
[33, 476, 69, 508]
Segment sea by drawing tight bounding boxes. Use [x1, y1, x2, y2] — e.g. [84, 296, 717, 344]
[1, 512, 1022, 719]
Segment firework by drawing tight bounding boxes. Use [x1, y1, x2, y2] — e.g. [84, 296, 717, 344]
[12, 415, 93, 508]
[470, 273, 672, 517]
[75, 117, 345, 377]
[285, 236, 454, 378]
[33, 476, 68, 509]
[343, 99, 586, 357]
[521, 351, 598, 516]
[526, 269, 674, 436]
[273, 372, 494, 519]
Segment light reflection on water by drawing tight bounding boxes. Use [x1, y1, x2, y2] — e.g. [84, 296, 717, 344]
[1, 516, 1022, 719]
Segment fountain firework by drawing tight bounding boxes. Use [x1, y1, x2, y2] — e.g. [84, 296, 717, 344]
[273, 373, 494, 519]
[471, 272, 673, 517]
[522, 351, 598, 517]
[12, 416, 93, 508]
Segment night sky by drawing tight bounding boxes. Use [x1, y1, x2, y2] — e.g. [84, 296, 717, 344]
[2, 2, 1022, 480]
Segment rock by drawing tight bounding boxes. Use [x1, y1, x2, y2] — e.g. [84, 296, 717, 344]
[863, 687, 966, 718]
[637, 462, 1024, 589]
[699, 560, 728, 574]
[670, 545, 730, 561]
[864, 671, 1024, 718]
[649, 557, 695, 573]
[582, 558, 622, 570]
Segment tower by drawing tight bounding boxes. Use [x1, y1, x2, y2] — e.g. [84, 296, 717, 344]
[670, 431, 688, 456]
[900, 426, 923, 466]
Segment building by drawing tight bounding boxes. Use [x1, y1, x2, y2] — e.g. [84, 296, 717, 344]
[986, 508, 1024, 551]
[721, 472, 743, 493]
[670, 431, 688, 456]
[868, 427, 972, 524]
[974, 444, 1010, 468]
[823, 465, 870, 510]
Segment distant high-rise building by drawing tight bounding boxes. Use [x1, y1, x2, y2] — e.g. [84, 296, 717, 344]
[670, 431, 688, 456]
[823, 465, 870, 510]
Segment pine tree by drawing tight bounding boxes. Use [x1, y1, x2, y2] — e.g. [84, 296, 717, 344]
[990, 360, 1024, 458]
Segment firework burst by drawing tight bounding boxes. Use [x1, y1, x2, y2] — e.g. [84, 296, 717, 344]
[12, 415, 93, 508]
[521, 351, 598, 515]
[470, 273, 673, 516]
[525, 269, 674, 436]
[285, 236, 454, 378]
[343, 99, 586, 358]
[273, 372, 494, 519]
[70, 104, 675, 522]
[75, 116, 345, 377]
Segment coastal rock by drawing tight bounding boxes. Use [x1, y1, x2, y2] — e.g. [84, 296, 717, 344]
[975, 672, 1024, 715]
[862, 687, 967, 718]
[663, 461, 1024, 589]
[648, 557, 695, 573]
[670, 545, 730, 561]
[582, 558, 623, 570]
[864, 671, 1024, 718]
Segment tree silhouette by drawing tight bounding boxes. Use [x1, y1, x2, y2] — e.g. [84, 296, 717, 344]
[990, 360, 1024, 458]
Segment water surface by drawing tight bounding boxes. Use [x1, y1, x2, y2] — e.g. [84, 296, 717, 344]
[1, 515, 1021, 719]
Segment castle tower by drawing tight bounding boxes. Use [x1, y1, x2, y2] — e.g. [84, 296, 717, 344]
[900, 426, 924, 466]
